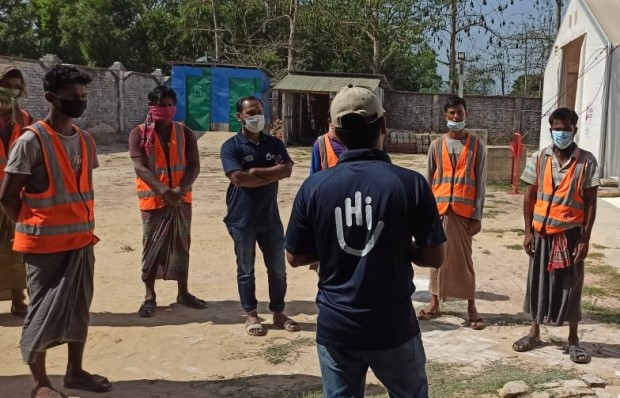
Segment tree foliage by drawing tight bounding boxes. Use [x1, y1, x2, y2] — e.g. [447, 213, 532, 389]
[0, 0, 444, 91]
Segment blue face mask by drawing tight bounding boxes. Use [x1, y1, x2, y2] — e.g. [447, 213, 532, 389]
[447, 120, 466, 131]
[550, 130, 574, 150]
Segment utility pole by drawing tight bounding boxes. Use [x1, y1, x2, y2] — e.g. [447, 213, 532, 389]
[211, 0, 220, 60]
[449, 0, 458, 93]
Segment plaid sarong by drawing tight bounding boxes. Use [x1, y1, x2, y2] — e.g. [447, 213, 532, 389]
[141, 203, 192, 281]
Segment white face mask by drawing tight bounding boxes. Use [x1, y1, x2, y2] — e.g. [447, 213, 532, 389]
[243, 114, 265, 133]
[447, 120, 466, 131]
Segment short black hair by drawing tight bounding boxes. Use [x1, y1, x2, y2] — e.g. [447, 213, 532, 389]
[549, 107, 578, 127]
[43, 65, 92, 93]
[444, 95, 467, 112]
[236, 96, 262, 113]
[335, 114, 384, 149]
[148, 85, 177, 105]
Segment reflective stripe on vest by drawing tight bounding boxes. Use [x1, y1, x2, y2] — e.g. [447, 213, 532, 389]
[135, 122, 192, 210]
[532, 149, 586, 235]
[431, 134, 479, 217]
[13, 121, 97, 254]
[0, 110, 30, 187]
[317, 134, 339, 170]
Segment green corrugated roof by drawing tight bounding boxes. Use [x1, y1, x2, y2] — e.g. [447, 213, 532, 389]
[274, 74, 386, 93]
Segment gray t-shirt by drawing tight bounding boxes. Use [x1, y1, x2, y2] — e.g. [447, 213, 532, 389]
[426, 135, 487, 221]
[5, 128, 99, 194]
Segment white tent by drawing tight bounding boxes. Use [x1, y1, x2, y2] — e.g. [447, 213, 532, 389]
[540, 0, 620, 180]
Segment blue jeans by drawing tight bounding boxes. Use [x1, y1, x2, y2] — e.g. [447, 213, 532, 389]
[317, 334, 429, 398]
[227, 223, 287, 313]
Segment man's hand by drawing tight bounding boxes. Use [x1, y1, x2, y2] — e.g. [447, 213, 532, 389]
[573, 236, 589, 263]
[163, 187, 183, 206]
[467, 219, 481, 236]
[523, 232, 535, 256]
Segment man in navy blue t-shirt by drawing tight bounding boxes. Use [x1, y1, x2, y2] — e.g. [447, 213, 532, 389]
[221, 96, 300, 336]
[286, 85, 446, 398]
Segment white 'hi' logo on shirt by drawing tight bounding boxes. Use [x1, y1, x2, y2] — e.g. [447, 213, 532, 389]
[334, 191, 384, 257]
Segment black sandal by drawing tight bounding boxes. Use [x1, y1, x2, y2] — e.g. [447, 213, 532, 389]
[138, 299, 157, 317]
[177, 294, 207, 309]
[512, 335, 542, 352]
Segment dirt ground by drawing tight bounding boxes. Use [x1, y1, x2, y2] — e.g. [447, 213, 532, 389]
[0, 132, 618, 398]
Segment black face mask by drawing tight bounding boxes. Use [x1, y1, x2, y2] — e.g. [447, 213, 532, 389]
[53, 95, 87, 118]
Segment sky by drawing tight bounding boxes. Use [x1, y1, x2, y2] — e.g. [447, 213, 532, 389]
[431, 0, 568, 93]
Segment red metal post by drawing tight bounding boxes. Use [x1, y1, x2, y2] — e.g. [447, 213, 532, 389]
[509, 132, 524, 194]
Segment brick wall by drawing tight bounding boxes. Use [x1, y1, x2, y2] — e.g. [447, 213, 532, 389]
[383, 91, 542, 145]
[1, 55, 160, 143]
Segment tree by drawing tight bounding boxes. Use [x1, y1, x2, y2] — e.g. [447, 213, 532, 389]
[510, 73, 543, 97]
[426, 0, 519, 93]
[297, 0, 440, 91]
[464, 66, 495, 95]
[0, 0, 39, 59]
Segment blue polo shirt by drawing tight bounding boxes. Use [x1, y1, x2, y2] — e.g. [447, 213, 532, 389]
[221, 131, 292, 228]
[286, 149, 446, 350]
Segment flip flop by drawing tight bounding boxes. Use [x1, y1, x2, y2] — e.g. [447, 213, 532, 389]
[512, 335, 542, 352]
[138, 299, 157, 318]
[30, 387, 68, 398]
[177, 294, 207, 309]
[417, 309, 441, 321]
[64, 373, 112, 392]
[469, 318, 485, 330]
[275, 318, 300, 332]
[568, 345, 589, 364]
[246, 322, 267, 337]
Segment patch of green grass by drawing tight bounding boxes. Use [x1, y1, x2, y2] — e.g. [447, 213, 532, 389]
[484, 209, 509, 218]
[586, 262, 620, 297]
[484, 228, 525, 236]
[271, 390, 386, 398]
[496, 234, 504, 238]
[591, 243, 609, 250]
[427, 361, 579, 398]
[588, 252, 605, 261]
[487, 181, 527, 193]
[482, 249, 492, 255]
[582, 286, 606, 297]
[259, 337, 315, 365]
[504, 244, 522, 250]
[120, 245, 135, 252]
[582, 300, 620, 326]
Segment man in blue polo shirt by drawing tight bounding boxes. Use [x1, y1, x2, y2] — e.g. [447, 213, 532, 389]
[221, 95, 300, 337]
[286, 85, 446, 398]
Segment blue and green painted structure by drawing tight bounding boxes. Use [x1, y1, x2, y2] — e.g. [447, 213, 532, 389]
[170, 62, 271, 132]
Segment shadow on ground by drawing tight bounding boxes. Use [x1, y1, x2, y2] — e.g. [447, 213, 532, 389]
[0, 374, 336, 398]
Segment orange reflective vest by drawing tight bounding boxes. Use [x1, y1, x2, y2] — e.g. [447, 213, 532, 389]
[13, 121, 98, 254]
[0, 109, 31, 187]
[532, 148, 586, 235]
[431, 134, 480, 218]
[317, 134, 339, 170]
[135, 122, 192, 210]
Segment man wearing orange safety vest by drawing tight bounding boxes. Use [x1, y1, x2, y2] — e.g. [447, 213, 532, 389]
[310, 120, 346, 174]
[0, 64, 32, 318]
[420, 95, 487, 331]
[0, 65, 112, 397]
[129, 85, 205, 318]
[513, 108, 599, 364]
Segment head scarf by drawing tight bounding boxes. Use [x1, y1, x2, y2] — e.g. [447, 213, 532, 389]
[141, 110, 156, 156]
[0, 64, 26, 124]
